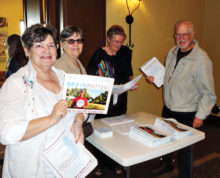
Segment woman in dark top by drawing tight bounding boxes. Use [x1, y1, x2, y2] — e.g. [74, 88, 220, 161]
[87, 26, 136, 119]
[87, 25, 138, 176]
[88, 45, 134, 118]
[4, 34, 28, 79]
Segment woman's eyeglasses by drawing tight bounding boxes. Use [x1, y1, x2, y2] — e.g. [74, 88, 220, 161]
[33, 43, 57, 50]
[65, 39, 83, 45]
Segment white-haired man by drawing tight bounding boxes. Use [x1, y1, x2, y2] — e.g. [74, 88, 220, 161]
[146, 20, 216, 178]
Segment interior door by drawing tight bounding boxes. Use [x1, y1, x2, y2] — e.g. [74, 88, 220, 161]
[23, 0, 106, 68]
[62, 0, 106, 68]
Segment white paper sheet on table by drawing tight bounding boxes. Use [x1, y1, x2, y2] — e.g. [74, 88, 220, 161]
[154, 118, 195, 139]
[129, 125, 172, 147]
[112, 121, 137, 135]
[101, 115, 134, 126]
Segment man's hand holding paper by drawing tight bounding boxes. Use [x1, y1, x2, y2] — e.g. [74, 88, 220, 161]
[145, 76, 155, 84]
[140, 57, 165, 88]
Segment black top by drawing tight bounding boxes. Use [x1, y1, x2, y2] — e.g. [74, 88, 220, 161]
[5, 58, 21, 79]
[87, 45, 133, 118]
[176, 48, 192, 64]
[173, 48, 192, 73]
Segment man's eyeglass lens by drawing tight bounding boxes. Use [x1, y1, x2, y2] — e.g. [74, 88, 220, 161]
[175, 33, 190, 38]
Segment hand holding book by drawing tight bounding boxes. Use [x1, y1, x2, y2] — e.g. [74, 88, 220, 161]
[145, 76, 154, 84]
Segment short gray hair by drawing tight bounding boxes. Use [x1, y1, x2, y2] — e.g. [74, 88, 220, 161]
[175, 20, 194, 33]
[22, 24, 57, 49]
[107, 25, 126, 40]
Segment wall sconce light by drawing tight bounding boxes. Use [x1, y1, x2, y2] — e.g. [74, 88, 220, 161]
[125, 0, 141, 48]
[19, 20, 26, 35]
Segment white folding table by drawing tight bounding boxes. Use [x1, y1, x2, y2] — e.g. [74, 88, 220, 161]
[86, 111, 205, 178]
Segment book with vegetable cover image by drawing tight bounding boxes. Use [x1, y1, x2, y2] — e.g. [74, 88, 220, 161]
[63, 74, 114, 114]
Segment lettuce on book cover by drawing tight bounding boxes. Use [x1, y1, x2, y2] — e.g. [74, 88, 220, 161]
[63, 74, 114, 114]
[154, 118, 195, 139]
[129, 125, 172, 147]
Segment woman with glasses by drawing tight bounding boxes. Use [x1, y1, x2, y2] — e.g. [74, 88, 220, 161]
[54, 26, 86, 75]
[0, 24, 86, 177]
[87, 25, 138, 119]
[87, 25, 138, 176]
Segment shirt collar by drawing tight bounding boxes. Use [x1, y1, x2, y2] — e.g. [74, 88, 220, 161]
[172, 40, 199, 61]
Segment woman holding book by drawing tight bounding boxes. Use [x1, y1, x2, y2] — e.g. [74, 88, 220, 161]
[54, 25, 95, 137]
[87, 25, 138, 119]
[0, 24, 86, 177]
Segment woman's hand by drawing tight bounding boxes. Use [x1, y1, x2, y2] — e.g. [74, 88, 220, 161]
[21, 99, 68, 141]
[71, 113, 84, 144]
[49, 99, 68, 124]
[130, 82, 139, 91]
[129, 76, 139, 91]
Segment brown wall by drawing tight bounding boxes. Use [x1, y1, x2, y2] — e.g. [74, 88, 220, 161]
[203, 0, 220, 116]
[107, 0, 219, 117]
[0, 0, 23, 70]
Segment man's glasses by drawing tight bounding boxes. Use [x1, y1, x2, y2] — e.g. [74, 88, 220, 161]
[174, 33, 191, 39]
[65, 38, 83, 45]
